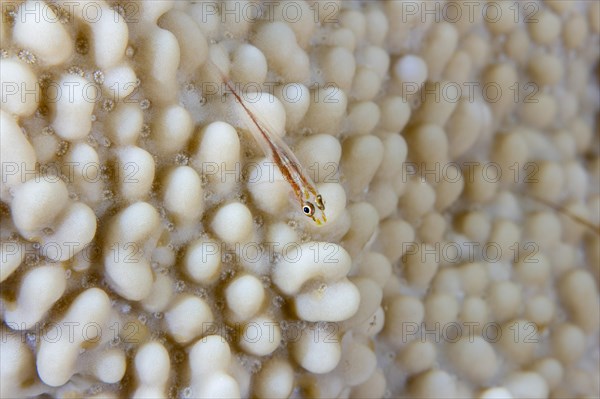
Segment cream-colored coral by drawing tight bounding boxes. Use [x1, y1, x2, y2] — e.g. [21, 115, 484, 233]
[0, 0, 599, 398]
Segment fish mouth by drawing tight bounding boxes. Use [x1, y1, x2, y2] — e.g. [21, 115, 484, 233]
[312, 215, 327, 226]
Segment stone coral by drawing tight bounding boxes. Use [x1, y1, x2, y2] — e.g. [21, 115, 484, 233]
[0, 0, 599, 398]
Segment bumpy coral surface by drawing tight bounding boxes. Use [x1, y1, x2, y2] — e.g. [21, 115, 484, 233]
[1, 0, 599, 398]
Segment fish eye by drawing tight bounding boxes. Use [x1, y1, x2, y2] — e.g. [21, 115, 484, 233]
[316, 194, 325, 210]
[303, 202, 315, 216]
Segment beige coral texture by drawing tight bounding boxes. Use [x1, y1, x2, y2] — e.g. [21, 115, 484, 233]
[0, 0, 599, 398]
